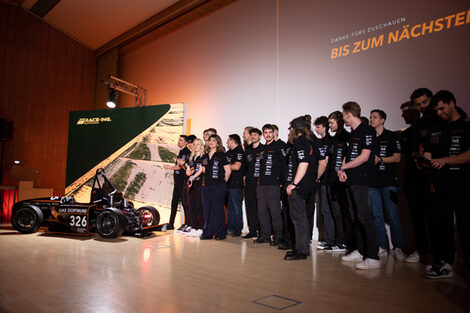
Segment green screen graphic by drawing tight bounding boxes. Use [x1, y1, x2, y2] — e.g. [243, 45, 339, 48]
[66, 105, 170, 186]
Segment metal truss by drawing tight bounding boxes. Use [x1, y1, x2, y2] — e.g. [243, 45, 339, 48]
[102, 75, 147, 106]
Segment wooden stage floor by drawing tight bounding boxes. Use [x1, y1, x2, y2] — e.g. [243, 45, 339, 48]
[1, 225, 469, 313]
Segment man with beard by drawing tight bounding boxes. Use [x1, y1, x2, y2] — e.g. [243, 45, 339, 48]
[255, 124, 286, 245]
[423, 90, 470, 278]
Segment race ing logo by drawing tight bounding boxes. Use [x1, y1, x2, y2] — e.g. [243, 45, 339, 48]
[77, 117, 112, 125]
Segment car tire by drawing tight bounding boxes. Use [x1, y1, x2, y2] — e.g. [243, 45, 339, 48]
[12, 207, 40, 233]
[137, 206, 160, 227]
[95, 209, 126, 238]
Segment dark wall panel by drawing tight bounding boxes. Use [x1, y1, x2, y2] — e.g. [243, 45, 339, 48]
[0, 4, 96, 194]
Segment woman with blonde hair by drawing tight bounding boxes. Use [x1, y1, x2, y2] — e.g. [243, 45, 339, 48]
[186, 138, 205, 237]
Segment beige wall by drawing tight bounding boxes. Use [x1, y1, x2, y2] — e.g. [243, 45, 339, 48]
[119, 0, 470, 141]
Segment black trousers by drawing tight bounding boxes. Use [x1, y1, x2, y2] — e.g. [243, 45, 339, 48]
[189, 183, 204, 229]
[326, 181, 350, 246]
[288, 190, 311, 254]
[202, 183, 227, 238]
[257, 185, 283, 241]
[345, 185, 379, 260]
[432, 180, 470, 266]
[169, 177, 190, 226]
[403, 178, 433, 254]
[244, 184, 259, 235]
[305, 185, 319, 241]
[281, 189, 295, 244]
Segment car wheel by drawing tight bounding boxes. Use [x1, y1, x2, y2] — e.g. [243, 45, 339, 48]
[12, 207, 40, 233]
[137, 206, 160, 227]
[95, 209, 125, 238]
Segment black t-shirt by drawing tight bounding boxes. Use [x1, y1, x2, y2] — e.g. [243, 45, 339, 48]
[423, 116, 470, 187]
[370, 129, 401, 187]
[318, 135, 331, 185]
[400, 125, 420, 180]
[243, 143, 264, 186]
[259, 140, 287, 186]
[276, 139, 289, 184]
[174, 147, 191, 181]
[345, 122, 376, 186]
[327, 129, 350, 185]
[201, 151, 229, 186]
[286, 135, 322, 199]
[226, 145, 244, 189]
[187, 155, 203, 187]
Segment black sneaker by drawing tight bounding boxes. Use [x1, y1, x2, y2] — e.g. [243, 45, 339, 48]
[241, 233, 257, 239]
[253, 237, 270, 243]
[324, 244, 346, 253]
[270, 239, 280, 246]
[176, 224, 187, 232]
[284, 249, 307, 260]
[166, 224, 174, 230]
[424, 263, 454, 279]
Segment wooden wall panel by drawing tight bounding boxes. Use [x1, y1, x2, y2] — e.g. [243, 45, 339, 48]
[0, 4, 96, 194]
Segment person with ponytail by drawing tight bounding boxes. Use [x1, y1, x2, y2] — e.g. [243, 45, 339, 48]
[284, 116, 325, 260]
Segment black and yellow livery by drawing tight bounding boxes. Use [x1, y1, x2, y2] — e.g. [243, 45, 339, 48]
[11, 168, 164, 238]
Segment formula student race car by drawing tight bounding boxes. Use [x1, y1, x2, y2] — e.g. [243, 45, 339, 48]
[11, 168, 164, 238]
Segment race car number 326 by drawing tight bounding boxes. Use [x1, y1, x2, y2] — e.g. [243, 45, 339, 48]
[69, 215, 87, 227]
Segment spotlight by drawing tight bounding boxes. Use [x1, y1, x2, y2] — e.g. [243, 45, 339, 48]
[106, 88, 117, 108]
[14, 160, 20, 165]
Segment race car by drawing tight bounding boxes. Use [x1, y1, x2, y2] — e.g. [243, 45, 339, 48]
[11, 168, 165, 238]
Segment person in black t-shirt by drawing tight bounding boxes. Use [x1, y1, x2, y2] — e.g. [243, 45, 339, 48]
[255, 124, 286, 245]
[399, 100, 430, 264]
[243, 126, 253, 149]
[163, 135, 191, 230]
[199, 134, 231, 240]
[323, 111, 351, 252]
[313, 116, 339, 251]
[225, 134, 244, 237]
[242, 128, 264, 239]
[186, 138, 205, 237]
[422, 90, 470, 278]
[273, 124, 295, 249]
[369, 109, 404, 261]
[337, 102, 380, 270]
[284, 116, 320, 260]
[203, 128, 217, 152]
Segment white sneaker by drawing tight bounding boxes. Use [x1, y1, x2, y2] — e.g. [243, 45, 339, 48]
[341, 250, 363, 262]
[424, 264, 433, 274]
[316, 241, 328, 250]
[193, 229, 203, 237]
[355, 258, 381, 270]
[394, 248, 405, 262]
[405, 251, 419, 263]
[379, 247, 388, 256]
[185, 229, 196, 236]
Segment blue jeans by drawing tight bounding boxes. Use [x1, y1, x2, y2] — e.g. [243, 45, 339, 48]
[369, 186, 403, 249]
[226, 188, 243, 233]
